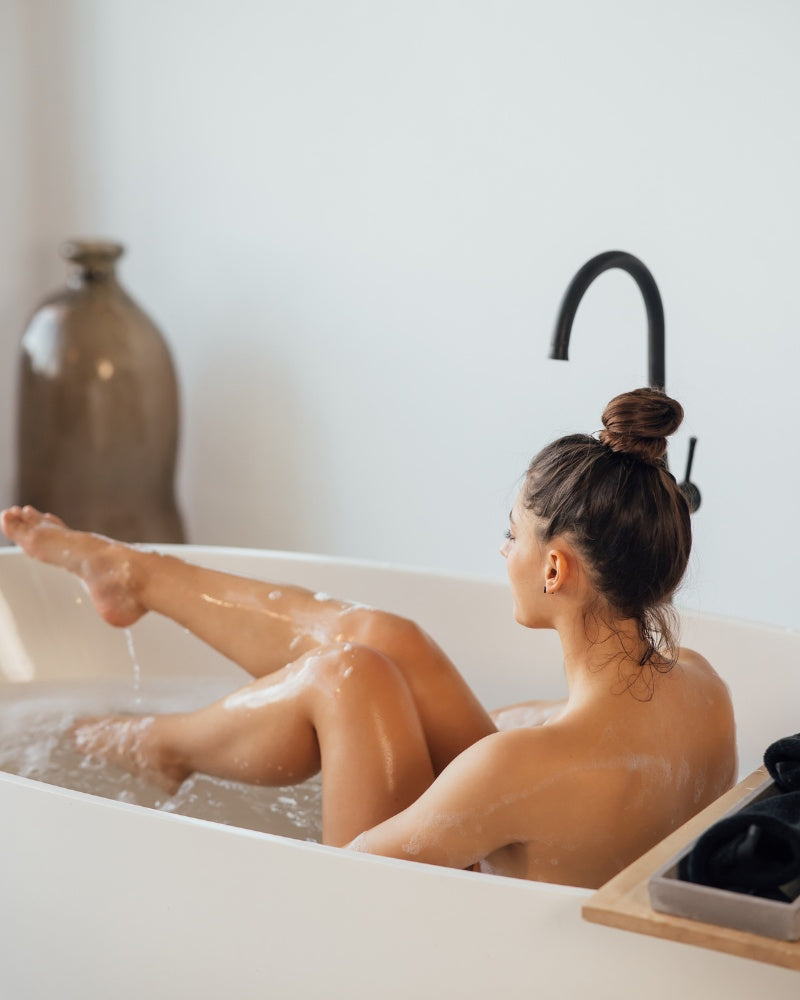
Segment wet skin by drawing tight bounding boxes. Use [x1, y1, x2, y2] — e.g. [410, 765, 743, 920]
[0, 505, 737, 888]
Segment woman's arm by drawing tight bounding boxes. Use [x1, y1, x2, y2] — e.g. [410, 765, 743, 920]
[347, 728, 552, 871]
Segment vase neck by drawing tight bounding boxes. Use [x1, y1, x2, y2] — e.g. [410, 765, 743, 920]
[62, 239, 124, 284]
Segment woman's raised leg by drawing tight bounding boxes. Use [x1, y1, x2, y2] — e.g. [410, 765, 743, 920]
[1, 505, 496, 771]
[0, 505, 344, 675]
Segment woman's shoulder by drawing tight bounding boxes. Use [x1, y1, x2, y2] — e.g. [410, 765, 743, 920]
[675, 645, 712, 670]
[675, 645, 731, 696]
[467, 722, 586, 789]
[672, 647, 736, 753]
[445, 725, 568, 790]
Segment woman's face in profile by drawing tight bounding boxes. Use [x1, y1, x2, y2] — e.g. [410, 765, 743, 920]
[500, 499, 548, 628]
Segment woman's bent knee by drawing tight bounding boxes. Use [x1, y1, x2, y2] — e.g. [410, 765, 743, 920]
[344, 610, 438, 666]
[306, 642, 402, 697]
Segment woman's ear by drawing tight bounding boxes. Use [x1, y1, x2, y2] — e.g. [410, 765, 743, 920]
[544, 547, 572, 595]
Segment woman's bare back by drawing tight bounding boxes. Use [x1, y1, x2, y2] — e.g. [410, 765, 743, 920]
[478, 648, 736, 886]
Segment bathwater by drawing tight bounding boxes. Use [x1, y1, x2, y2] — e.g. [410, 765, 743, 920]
[0, 678, 323, 842]
[124, 628, 143, 707]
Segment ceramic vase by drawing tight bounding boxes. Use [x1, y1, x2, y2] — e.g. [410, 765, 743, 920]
[16, 239, 186, 542]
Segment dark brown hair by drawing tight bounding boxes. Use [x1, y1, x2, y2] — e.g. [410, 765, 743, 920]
[523, 388, 691, 667]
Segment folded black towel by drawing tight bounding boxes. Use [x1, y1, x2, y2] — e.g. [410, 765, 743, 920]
[764, 733, 800, 792]
[678, 791, 800, 900]
[678, 733, 800, 901]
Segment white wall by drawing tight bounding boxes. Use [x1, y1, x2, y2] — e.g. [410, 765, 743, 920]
[2, 0, 799, 630]
[0, 2, 34, 511]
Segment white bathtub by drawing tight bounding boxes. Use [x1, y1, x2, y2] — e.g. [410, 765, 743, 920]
[1, 545, 798, 998]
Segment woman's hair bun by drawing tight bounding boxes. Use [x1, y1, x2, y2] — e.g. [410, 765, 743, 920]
[598, 387, 684, 465]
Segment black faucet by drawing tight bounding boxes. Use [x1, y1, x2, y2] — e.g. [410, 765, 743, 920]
[550, 250, 665, 388]
[549, 250, 700, 511]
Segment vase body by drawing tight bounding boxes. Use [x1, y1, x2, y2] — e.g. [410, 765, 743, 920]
[16, 240, 186, 543]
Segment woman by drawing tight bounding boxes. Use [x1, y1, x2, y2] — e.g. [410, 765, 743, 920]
[0, 388, 736, 889]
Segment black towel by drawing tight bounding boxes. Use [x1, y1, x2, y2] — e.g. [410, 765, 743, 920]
[678, 791, 800, 900]
[678, 733, 800, 901]
[764, 733, 800, 792]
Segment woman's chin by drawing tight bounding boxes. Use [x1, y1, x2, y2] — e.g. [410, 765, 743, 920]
[513, 606, 546, 630]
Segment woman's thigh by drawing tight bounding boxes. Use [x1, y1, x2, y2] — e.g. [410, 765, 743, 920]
[342, 609, 497, 772]
[309, 643, 437, 844]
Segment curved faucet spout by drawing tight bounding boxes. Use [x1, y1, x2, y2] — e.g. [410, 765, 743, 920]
[550, 251, 665, 390]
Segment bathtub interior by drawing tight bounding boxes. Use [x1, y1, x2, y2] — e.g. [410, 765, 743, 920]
[0, 543, 798, 790]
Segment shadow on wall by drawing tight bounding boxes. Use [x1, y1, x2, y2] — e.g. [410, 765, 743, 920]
[20, 3, 84, 275]
[187, 344, 319, 550]
[1, 5, 92, 522]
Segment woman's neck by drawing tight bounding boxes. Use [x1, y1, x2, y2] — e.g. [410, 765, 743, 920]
[557, 611, 649, 703]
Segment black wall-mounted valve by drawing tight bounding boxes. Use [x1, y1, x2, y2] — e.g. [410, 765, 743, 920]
[678, 436, 701, 513]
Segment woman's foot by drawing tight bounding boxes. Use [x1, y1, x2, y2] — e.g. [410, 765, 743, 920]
[0, 505, 147, 627]
[71, 715, 189, 795]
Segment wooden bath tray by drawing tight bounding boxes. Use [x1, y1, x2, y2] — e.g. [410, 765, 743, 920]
[583, 768, 800, 971]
